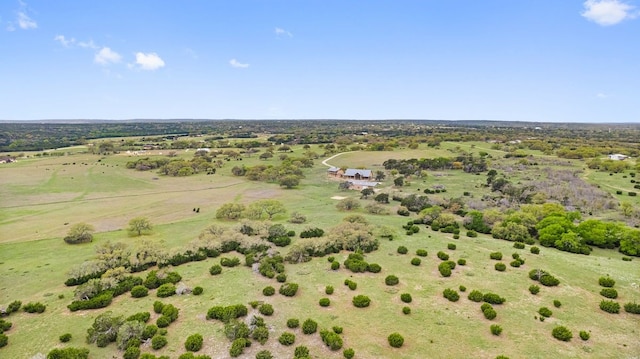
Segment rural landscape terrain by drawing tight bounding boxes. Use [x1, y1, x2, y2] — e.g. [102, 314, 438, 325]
[1, 120, 639, 359]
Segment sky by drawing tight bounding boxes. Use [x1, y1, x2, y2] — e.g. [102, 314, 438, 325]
[1, 0, 639, 122]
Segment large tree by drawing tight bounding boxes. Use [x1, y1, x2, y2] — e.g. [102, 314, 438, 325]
[128, 217, 152, 236]
[64, 223, 95, 244]
[216, 203, 246, 220]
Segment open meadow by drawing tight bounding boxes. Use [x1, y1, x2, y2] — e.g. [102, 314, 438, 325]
[1, 140, 639, 359]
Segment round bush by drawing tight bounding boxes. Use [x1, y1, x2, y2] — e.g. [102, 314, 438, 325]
[294, 346, 310, 357]
[599, 276, 616, 288]
[259, 304, 274, 316]
[230, 338, 248, 357]
[466, 230, 478, 237]
[600, 300, 620, 314]
[331, 261, 340, 270]
[402, 306, 411, 315]
[156, 316, 170, 328]
[625, 302, 640, 314]
[157, 283, 176, 298]
[220, 257, 241, 267]
[438, 262, 452, 277]
[457, 258, 466, 266]
[263, 286, 275, 296]
[346, 280, 357, 291]
[552, 326, 572, 342]
[352, 295, 371, 308]
[530, 246, 540, 254]
[343, 348, 355, 359]
[325, 285, 334, 295]
[448, 243, 457, 250]
[385, 275, 399, 286]
[483, 293, 505, 305]
[332, 326, 343, 334]
[131, 285, 149, 298]
[319, 298, 331, 307]
[279, 283, 299, 297]
[509, 260, 522, 268]
[256, 350, 273, 359]
[443, 288, 459, 302]
[453, 234, 460, 239]
[327, 256, 335, 262]
[276, 273, 287, 283]
[529, 285, 540, 295]
[184, 333, 203, 352]
[579, 330, 590, 341]
[494, 263, 506, 271]
[123, 347, 140, 359]
[388, 333, 404, 348]
[468, 290, 483, 302]
[411, 257, 421, 266]
[367, 263, 382, 273]
[192, 286, 203, 295]
[0, 333, 7, 348]
[483, 307, 497, 320]
[278, 332, 296, 346]
[600, 288, 618, 299]
[489, 252, 503, 260]
[538, 307, 552, 318]
[416, 249, 428, 257]
[400, 293, 412, 303]
[397, 246, 408, 254]
[287, 318, 300, 328]
[142, 325, 158, 340]
[437, 251, 450, 260]
[252, 326, 269, 344]
[153, 301, 164, 314]
[209, 265, 222, 275]
[151, 335, 168, 350]
[490, 324, 502, 336]
[59, 333, 72, 342]
[302, 319, 318, 334]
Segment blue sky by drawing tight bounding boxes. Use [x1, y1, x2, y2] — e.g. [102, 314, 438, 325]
[1, 1, 639, 122]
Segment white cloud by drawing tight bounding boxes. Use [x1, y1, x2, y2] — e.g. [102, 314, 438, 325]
[134, 52, 165, 70]
[17, 11, 37, 29]
[275, 27, 293, 37]
[596, 92, 611, 98]
[229, 58, 249, 68]
[78, 40, 98, 49]
[581, 0, 638, 26]
[54, 35, 75, 47]
[94, 47, 122, 65]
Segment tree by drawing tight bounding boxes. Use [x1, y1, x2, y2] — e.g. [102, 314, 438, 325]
[360, 188, 374, 199]
[338, 181, 352, 191]
[394, 177, 404, 187]
[247, 200, 286, 220]
[64, 223, 95, 244]
[87, 311, 124, 347]
[216, 203, 246, 220]
[128, 217, 152, 236]
[375, 170, 386, 181]
[259, 152, 273, 160]
[374, 193, 389, 203]
[336, 198, 361, 211]
[116, 320, 145, 350]
[279, 175, 300, 189]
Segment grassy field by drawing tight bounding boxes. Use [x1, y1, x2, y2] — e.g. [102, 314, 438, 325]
[0, 143, 639, 359]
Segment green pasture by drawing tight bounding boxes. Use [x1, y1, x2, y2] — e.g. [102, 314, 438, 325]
[0, 143, 638, 358]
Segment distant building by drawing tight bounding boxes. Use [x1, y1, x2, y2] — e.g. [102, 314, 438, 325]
[342, 169, 372, 181]
[327, 167, 378, 189]
[608, 154, 628, 161]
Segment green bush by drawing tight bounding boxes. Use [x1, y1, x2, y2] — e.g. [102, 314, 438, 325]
[552, 326, 572, 341]
[156, 316, 171, 328]
[263, 286, 275, 296]
[344, 279, 357, 290]
[256, 350, 273, 359]
[131, 285, 149, 298]
[624, 302, 640, 314]
[6, 300, 21, 314]
[397, 246, 408, 254]
[400, 293, 412, 303]
[438, 262, 452, 277]
[23, 302, 46, 313]
[230, 338, 248, 357]
[259, 304, 274, 316]
[153, 301, 164, 314]
[490, 252, 503, 260]
[127, 311, 151, 323]
[220, 257, 241, 267]
[598, 276, 615, 288]
[411, 257, 421, 266]
[495, 262, 506, 271]
[437, 251, 450, 260]
[530, 246, 540, 254]
[509, 260, 523, 268]
[279, 283, 299, 297]
[538, 307, 552, 318]
[343, 348, 355, 359]
[448, 243, 457, 250]
[320, 329, 343, 351]
[459, 285, 467, 292]
[331, 261, 340, 270]
[352, 295, 371, 308]
[209, 265, 222, 275]
[388, 333, 404, 348]
[276, 273, 287, 283]
[286, 318, 299, 329]
[483, 292, 505, 305]
[123, 347, 140, 359]
[59, 333, 72, 342]
[490, 324, 502, 336]
[325, 286, 334, 295]
[278, 332, 296, 346]
[483, 307, 497, 320]
[467, 230, 478, 237]
[252, 326, 269, 344]
[157, 283, 176, 298]
[553, 300, 562, 308]
[294, 345, 310, 357]
[192, 286, 203, 295]
[302, 318, 318, 334]
[457, 258, 466, 265]
[0, 333, 7, 348]
[529, 285, 540, 295]
[385, 275, 399, 286]
[332, 326, 343, 334]
[513, 242, 525, 249]
[184, 333, 203, 352]
[579, 330, 590, 341]
[319, 298, 331, 307]
[367, 263, 382, 273]
[443, 288, 459, 302]
[402, 306, 411, 315]
[416, 249, 428, 257]
[600, 300, 620, 314]
[468, 290, 484, 302]
[142, 325, 158, 340]
[152, 335, 168, 350]
[600, 288, 618, 299]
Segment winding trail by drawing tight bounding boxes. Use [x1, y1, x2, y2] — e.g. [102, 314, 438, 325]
[321, 151, 354, 168]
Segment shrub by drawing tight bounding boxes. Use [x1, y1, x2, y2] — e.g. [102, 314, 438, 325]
[513, 242, 525, 249]
[287, 318, 300, 328]
[494, 263, 506, 271]
[320, 329, 343, 351]
[352, 295, 371, 308]
[142, 325, 158, 340]
[510, 260, 522, 268]
[47, 348, 90, 359]
[230, 338, 248, 357]
[600, 288, 618, 299]
[552, 326, 572, 341]
[402, 306, 411, 314]
[256, 350, 274, 359]
[600, 300, 620, 314]
[302, 318, 318, 334]
[259, 304, 274, 316]
[325, 285, 334, 295]
[540, 274, 560, 287]
[300, 227, 324, 238]
[343, 348, 355, 359]
[538, 307, 552, 318]
[294, 346, 310, 357]
[599, 276, 616, 288]
[530, 246, 540, 254]
[156, 316, 171, 328]
[385, 275, 399, 286]
[276, 273, 287, 283]
[579, 330, 590, 341]
[123, 347, 140, 359]
[388, 333, 404, 348]
[131, 285, 149, 298]
[624, 302, 640, 314]
[23, 302, 46, 313]
[279, 332, 295, 346]
[345, 279, 357, 291]
[157, 284, 176, 298]
[67, 291, 113, 311]
[529, 285, 540, 295]
[414, 249, 427, 258]
[192, 286, 203, 295]
[468, 290, 484, 302]
[127, 311, 151, 323]
[483, 307, 497, 320]
[438, 262, 452, 277]
[209, 265, 222, 275]
[152, 335, 168, 350]
[437, 251, 450, 260]
[368, 263, 382, 273]
[490, 324, 502, 336]
[59, 333, 72, 342]
[457, 258, 466, 265]
[332, 326, 343, 334]
[0, 333, 6, 348]
[489, 252, 503, 260]
[467, 230, 478, 237]
[6, 300, 21, 314]
[553, 300, 562, 308]
[400, 293, 412, 303]
[184, 334, 203, 352]
[448, 243, 457, 250]
[622, 256, 633, 261]
[220, 257, 241, 267]
[397, 246, 408, 254]
[319, 298, 331, 307]
[153, 301, 164, 314]
[443, 288, 460, 302]
[279, 283, 299, 297]
[331, 261, 340, 270]
[483, 293, 506, 305]
[252, 326, 269, 345]
[411, 257, 421, 266]
[481, 303, 493, 312]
